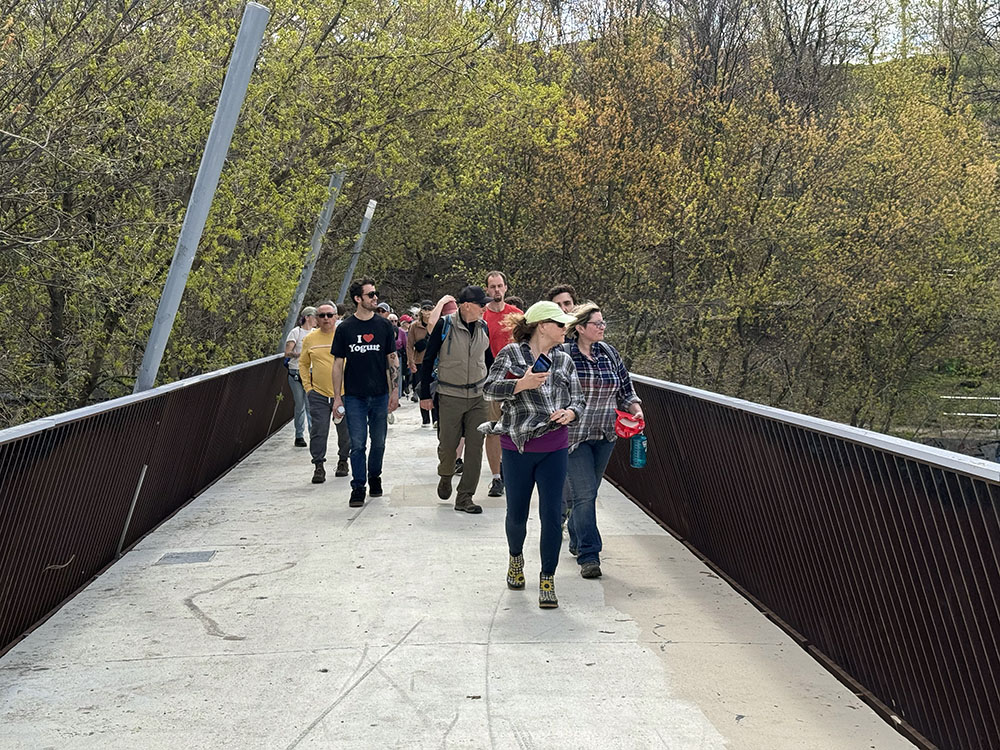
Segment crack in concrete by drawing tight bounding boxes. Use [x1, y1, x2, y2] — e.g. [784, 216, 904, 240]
[438, 710, 460, 749]
[484, 590, 504, 750]
[182, 562, 296, 641]
[284, 618, 424, 749]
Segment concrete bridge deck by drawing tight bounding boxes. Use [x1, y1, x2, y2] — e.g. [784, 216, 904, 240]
[0, 401, 915, 749]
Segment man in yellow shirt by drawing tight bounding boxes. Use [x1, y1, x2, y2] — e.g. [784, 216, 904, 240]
[299, 301, 350, 484]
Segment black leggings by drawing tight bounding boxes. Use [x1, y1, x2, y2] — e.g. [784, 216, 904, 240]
[502, 447, 568, 575]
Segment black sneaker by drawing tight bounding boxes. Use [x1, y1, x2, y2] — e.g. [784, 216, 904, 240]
[437, 475, 453, 500]
[488, 477, 504, 497]
[369, 476, 383, 497]
[454, 458, 464, 474]
[311, 464, 326, 484]
[335, 460, 349, 477]
[580, 562, 602, 579]
[349, 486, 366, 507]
[294, 437, 307, 448]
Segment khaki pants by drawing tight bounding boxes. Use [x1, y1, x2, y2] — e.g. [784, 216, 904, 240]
[437, 393, 489, 497]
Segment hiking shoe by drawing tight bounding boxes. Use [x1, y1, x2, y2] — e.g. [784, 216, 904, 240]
[539, 574, 558, 608]
[294, 437, 307, 448]
[488, 477, 504, 497]
[437, 475, 453, 500]
[454, 493, 482, 514]
[311, 464, 326, 484]
[507, 554, 525, 589]
[349, 486, 366, 507]
[580, 562, 602, 579]
[369, 476, 383, 497]
[335, 460, 349, 477]
[455, 458, 464, 474]
[421, 422, 431, 428]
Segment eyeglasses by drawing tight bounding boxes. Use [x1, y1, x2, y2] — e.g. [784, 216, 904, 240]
[588, 321, 608, 329]
[364, 291, 378, 299]
[317, 312, 336, 319]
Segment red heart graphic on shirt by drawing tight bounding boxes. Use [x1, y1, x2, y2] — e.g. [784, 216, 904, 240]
[362, 333, 374, 343]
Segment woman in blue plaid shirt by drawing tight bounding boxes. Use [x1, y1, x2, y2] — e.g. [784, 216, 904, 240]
[564, 302, 644, 579]
[483, 301, 585, 608]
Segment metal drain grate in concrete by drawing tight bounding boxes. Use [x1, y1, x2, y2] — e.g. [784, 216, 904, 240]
[155, 550, 217, 565]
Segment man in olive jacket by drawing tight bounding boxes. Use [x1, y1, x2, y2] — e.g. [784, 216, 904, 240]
[419, 285, 495, 513]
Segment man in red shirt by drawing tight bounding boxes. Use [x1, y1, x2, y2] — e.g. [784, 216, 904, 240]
[481, 270, 523, 497]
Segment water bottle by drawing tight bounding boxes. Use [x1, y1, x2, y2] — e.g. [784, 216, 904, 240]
[630, 433, 647, 469]
[334, 405, 345, 425]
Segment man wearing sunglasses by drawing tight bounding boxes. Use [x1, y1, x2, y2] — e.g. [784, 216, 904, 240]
[332, 278, 400, 507]
[419, 285, 495, 513]
[300, 302, 351, 484]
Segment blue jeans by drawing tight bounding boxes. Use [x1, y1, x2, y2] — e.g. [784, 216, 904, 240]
[502, 447, 568, 576]
[567, 439, 615, 565]
[288, 372, 310, 438]
[343, 394, 389, 489]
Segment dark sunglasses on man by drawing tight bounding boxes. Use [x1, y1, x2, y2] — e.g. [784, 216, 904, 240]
[364, 291, 379, 299]
[317, 312, 336, 319]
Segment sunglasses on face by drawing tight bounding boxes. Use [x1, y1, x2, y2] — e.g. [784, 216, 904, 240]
[317, 312, 336, 319]
[546, 320, 565, 329]
[364, 291, 378, 299]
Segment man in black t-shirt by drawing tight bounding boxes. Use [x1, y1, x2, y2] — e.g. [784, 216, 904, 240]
[332, 278, 400, 507]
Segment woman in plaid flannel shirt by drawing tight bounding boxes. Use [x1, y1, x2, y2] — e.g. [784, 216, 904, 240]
[563, 303, 644, 580]
[482, 301, 585, 609]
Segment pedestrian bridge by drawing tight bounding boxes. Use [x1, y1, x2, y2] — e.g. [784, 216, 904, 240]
[2, 356, 997, 749]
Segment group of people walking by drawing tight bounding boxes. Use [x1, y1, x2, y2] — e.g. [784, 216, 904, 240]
[283, 271, 644, 609]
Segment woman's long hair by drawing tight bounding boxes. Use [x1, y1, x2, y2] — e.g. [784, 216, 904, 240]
[503, 312, 539, 343]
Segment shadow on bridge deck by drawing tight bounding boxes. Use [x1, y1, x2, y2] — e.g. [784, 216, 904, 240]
[0, 402, 914, 749]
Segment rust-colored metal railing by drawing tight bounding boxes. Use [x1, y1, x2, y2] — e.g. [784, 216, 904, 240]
[0, 356, 293, 654]
[606, 375, 1000, 750]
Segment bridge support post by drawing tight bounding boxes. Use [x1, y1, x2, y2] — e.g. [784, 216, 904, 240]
[134, 3, 271, 393]
[279, 170, 346, 349]
[335, 199, 378, 305]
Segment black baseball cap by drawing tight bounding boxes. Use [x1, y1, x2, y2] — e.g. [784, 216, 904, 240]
[457, 285, 490, 305]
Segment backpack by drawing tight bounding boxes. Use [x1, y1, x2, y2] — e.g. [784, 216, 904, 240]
[431, 315, 454, 380]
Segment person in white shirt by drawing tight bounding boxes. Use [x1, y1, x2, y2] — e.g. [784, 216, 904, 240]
[284, 306, 317, 447]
